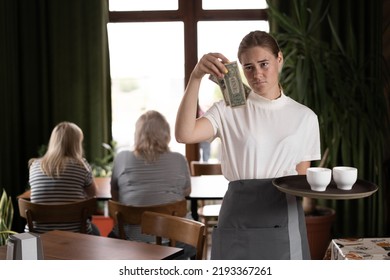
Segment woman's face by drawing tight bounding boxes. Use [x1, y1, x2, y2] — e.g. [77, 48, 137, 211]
[240, 46, 283, 99]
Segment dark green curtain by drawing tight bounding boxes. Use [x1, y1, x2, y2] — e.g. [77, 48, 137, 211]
[268, 0, 388, 238]
[0, 0, 112, 231]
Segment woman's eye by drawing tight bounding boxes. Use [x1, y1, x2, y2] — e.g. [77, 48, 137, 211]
[260, 62, 269, 68]
[244, 66, 253, 71]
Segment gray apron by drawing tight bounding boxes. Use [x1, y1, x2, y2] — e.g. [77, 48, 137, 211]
[211, 179, 310, 260]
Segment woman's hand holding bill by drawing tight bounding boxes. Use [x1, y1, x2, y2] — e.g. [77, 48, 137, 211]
[192, 53, 230, 80]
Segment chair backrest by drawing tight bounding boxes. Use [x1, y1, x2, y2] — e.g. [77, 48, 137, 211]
[190, 161, 222, 176]
[18, 197, 97, 233]
[108, 199, 188, 240]
[141, 211, 206, 260]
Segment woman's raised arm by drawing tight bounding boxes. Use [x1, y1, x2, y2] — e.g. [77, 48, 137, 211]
[175, 53, 229, 144]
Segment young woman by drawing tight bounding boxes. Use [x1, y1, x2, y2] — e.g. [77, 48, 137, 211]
[28, 121, 99, 234]
[175, 31, 321, 259]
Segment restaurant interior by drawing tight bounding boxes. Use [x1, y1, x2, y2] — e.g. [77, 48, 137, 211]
[1, 0, 390, 260]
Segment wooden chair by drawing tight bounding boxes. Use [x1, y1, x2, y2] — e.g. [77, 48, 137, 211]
[190, 161, 223, 259]
[18, 197, 97, 233]
[141, 211, 206, 260]
[190, 161, 222, 176]
[108, 199, 188, 240]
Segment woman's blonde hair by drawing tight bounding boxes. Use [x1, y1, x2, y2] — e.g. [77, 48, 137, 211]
[134, 110, 171, 163]
[29, 122, 88, 177]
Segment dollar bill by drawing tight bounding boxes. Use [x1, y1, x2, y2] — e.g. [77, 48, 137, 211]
[243, 84, 251, 98]
[209, 62, 250, 107]
[208, 74, 230, 106]
[224, 61, 247, 107]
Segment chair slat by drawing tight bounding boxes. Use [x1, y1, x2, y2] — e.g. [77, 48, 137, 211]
[18, 197, 97, 233]
[108, 199, 188, 240]
[141, 211, 206, 260]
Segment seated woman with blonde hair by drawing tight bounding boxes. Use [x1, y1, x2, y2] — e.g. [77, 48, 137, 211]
[28, 121, 100, 235]
[109, 110, 192, 257]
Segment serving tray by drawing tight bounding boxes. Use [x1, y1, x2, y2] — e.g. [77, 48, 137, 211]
[272, 175, 378, 200]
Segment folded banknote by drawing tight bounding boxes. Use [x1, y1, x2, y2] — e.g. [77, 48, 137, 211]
[208, 61, 250, 107]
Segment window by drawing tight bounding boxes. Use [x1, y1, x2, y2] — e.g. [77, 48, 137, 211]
[108, 22, 185, 154]
[108, 0, 269, 162]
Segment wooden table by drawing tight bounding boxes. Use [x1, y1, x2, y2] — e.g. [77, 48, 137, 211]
[328, 237, 390, 260]
[188, 175, 229, 220]
[0, 230, 183, 260]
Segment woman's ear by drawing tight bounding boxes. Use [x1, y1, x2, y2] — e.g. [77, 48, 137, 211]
[278, 52, 284, 73]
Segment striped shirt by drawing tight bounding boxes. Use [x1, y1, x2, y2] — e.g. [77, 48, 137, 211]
[28, 158, 93, 233]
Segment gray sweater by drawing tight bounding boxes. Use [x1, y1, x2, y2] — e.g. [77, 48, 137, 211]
[110, 150, 191, 242]
[111, 150, 191, 206]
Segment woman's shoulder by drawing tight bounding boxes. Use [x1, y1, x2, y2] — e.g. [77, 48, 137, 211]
[285, 95, 317, 117]
[165, 151, 187, 160]
[160, 152, 187, 166]
[81, 157, 91, 164]
[29, 158, 42, 173]
[29, 158, 41, 166]
[203, 100, 228, 123]
[113, 150, 138, 167]
[67, 158, 92, 172]
[210, 100, 228, 111]
[115, 150, 133, 159]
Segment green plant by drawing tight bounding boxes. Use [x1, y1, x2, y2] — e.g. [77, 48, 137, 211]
[267, 0, 388, 235]
[91, 141, 117, 177]
[0, 190, 17, 246]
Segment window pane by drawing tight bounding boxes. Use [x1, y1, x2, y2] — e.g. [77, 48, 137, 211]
[203, 0, 267, 10]
[108, 22, 184, 154]
[109, 0, 178, 11]
[197, 21, 269, 162]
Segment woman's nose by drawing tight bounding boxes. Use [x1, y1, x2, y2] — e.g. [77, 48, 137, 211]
[252, 66, 263, 78]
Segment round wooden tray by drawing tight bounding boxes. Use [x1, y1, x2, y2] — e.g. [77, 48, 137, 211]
[272, 175, 378, 200]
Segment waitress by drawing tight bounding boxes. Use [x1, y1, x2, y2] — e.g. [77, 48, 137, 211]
[175, 31, 321, 259]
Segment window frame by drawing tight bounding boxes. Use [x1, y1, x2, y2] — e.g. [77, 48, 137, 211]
[109, 0, 268, 163]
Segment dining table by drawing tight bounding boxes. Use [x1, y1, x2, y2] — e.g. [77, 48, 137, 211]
[0, 230, 183, 260]
[188, 175, 229, 220]
[18, 175, 229, 221]
[328, 237, 390, 260]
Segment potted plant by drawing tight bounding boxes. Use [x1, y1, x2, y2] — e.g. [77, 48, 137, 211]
[267, 0, 387, 258]
[91, 141, 117, 178]
[91, 141, 117, 200]
[0, 190, 17, 246]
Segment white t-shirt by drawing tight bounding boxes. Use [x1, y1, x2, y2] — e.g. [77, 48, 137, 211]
[204, 91, 321, 181]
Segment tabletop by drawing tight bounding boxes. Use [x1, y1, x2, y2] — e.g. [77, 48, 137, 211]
[187, 175, 229, 220]
[0, 230, 183, 260]
[329, 237, 390, 260]
[189, 175, 229, 199]
[19, 175, 229, 200]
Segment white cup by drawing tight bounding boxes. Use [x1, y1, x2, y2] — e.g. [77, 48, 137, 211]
[306, 167, 332, 192]
[332, 166, 358, 190]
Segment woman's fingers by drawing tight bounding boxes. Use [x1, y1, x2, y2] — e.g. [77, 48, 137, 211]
[195, 53, 230, 79]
